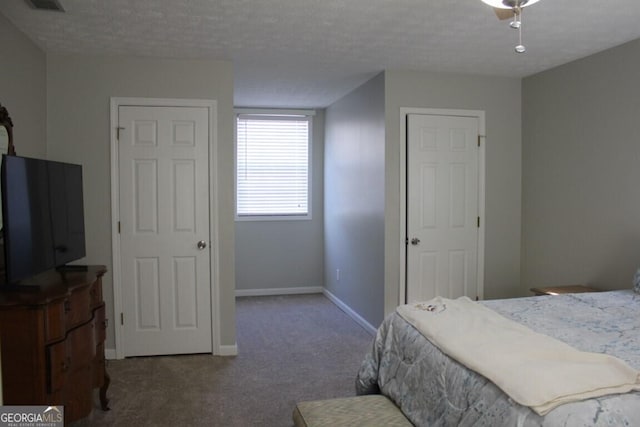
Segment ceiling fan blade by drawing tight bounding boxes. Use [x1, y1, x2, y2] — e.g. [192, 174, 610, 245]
[493, 7, 514, 20]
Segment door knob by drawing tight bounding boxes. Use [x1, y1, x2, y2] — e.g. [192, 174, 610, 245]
[197, 240, 207, 250]
[411, 238, 420, 246]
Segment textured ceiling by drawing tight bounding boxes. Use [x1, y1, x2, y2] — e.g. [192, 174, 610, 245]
[2, 0, 640, 108]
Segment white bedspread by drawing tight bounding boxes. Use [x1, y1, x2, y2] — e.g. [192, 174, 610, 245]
[396, 296, 640, 415]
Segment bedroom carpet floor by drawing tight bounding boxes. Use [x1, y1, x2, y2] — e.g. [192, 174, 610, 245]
[76, 293, 374, 426]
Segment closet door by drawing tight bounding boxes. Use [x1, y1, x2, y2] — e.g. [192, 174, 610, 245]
[406, 113, 480, 303]
[118, 105, 213, 357]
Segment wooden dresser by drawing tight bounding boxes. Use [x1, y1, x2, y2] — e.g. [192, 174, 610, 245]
[0, 265, 109, 423]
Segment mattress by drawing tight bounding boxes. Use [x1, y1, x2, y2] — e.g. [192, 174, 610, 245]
[356, 290, 640, 426]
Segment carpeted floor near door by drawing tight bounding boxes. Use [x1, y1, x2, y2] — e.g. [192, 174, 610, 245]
[77, 293, 374, 426]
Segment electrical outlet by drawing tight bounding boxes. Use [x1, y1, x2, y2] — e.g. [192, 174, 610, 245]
[336, 269, 340, 282]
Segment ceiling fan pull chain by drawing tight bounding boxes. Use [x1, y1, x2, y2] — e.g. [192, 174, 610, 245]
[510, 7, 521, 29]
[515, 10, 526, 53]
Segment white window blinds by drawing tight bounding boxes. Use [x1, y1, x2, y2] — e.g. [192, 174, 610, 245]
[236, 114, 311, 218]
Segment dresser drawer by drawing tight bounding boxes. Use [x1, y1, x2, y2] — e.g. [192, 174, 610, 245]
[45, 300, 66, 343]
[46, 340, 67, 394]
[89, 278, 103, 309]
[65, 287, 91, 329]
[94, 304, 107, 344]
[67, 322, 95, 368]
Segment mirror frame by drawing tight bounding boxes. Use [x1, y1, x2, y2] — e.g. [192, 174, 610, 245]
[0, 102, 13, 281]
[0, 103, 15, 156]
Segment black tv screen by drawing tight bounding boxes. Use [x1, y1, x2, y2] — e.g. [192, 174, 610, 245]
[47, 160, 86, 267]
[1, 155, 86, 284]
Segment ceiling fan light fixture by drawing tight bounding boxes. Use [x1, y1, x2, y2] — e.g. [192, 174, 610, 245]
[481, 0, 540, 9]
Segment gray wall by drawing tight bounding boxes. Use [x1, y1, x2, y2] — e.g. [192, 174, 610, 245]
[0, 13, 46, 157]
[324, 73, 386, 327]
[235, 111, 325, 292]
[522, 38, 640, 292]
[46, 54, 237, 350]
[384, 70, 523, 315]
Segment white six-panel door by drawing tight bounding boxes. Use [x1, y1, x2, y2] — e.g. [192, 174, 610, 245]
[118, 105, 212, 356]
[406, 114, 480, 303]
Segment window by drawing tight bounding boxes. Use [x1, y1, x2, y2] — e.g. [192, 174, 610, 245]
[236, 111, 312, 220]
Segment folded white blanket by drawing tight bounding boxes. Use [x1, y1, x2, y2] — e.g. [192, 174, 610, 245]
[397, 296, 640, 415]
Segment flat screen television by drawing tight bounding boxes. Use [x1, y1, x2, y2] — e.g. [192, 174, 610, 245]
[1, 155, 86, 284]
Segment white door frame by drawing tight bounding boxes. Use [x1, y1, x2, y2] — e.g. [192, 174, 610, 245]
[110, 97, 221, 359]
[399, 107, 486, 305]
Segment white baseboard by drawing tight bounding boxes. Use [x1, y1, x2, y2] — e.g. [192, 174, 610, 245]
[106, 345, 238, 358]
[216, 344, 238, 356]
[235, 286, 323, 297]
[322, 288, 377, 336]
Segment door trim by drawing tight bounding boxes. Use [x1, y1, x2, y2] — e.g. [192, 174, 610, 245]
[399, 108, 486, 305]
[110, 97, 220, 359]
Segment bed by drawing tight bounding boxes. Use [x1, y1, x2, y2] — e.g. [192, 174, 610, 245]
[356, 290, 640, 426]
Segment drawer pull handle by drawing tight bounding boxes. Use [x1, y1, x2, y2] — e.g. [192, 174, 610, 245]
[103, 319, 109, 329]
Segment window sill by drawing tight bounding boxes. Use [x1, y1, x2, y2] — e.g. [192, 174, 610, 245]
[235, 214, 312, 222]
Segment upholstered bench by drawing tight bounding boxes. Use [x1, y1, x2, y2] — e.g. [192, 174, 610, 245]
[292, 394, 412, 427]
